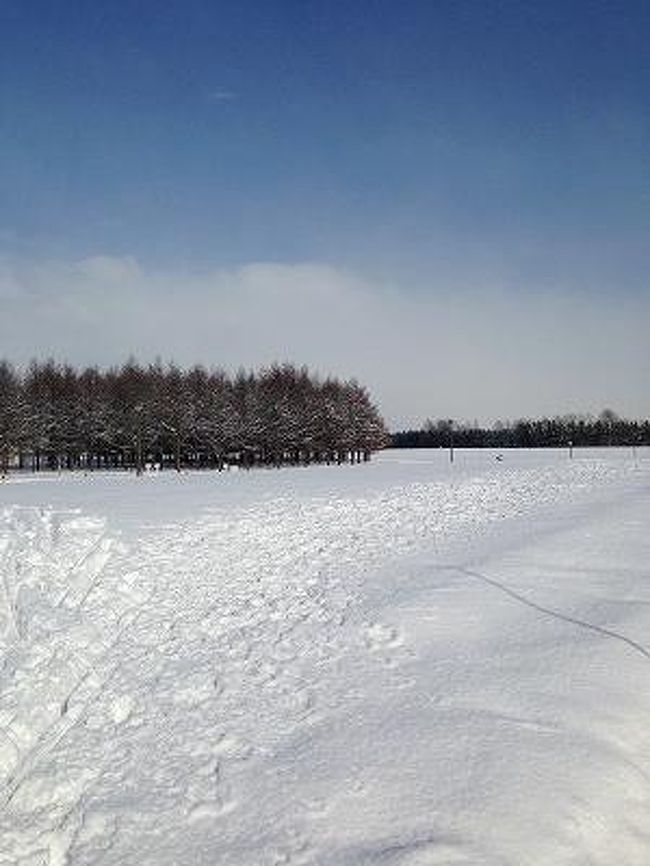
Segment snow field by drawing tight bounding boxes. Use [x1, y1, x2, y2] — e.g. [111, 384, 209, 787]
[1, 448, 649, 864]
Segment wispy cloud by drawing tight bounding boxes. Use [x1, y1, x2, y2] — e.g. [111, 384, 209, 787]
[1, 256, 648, 427]
[207, 88, 237, 103]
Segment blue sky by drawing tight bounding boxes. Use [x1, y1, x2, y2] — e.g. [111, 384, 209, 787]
[1, 1, 649, 423]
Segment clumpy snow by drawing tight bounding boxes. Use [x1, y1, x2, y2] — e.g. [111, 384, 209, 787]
[1, 448, 650, 865]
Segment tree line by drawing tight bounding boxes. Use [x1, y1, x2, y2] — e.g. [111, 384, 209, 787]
[0, 360, 389, 475]
[392, 411, 650, 450]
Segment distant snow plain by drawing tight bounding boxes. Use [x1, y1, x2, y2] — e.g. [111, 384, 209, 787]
[1, 447, 649, 865]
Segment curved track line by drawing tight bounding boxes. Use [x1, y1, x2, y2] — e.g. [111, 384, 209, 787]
[447, 565, 650, 662]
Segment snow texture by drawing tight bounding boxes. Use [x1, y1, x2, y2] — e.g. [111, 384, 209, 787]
[1, 447, 650, 865]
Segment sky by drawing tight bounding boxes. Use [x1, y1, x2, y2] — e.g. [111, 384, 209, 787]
[1, 0, 649, 428]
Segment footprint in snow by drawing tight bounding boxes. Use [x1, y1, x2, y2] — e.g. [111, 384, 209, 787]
[110, 694, 135, 725]
[211, 732, 252, 761]
[187, 798, 237, 823]
[362, 622, 404, 652]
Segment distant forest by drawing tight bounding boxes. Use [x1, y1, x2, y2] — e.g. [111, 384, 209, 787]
[392, 413, 650, 450]
[0, 360, 388, 474]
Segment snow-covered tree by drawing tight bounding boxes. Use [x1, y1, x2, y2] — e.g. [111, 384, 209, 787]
[0, 359, 389, 472]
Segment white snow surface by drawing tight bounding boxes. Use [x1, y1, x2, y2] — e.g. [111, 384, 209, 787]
[1, 448, 650, 865]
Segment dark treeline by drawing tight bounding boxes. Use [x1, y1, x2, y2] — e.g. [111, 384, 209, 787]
[392, 412, 650, 450]
[0, 359, 388, 474]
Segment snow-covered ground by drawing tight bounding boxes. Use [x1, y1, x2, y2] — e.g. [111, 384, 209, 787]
[1, 448, 650, 865]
